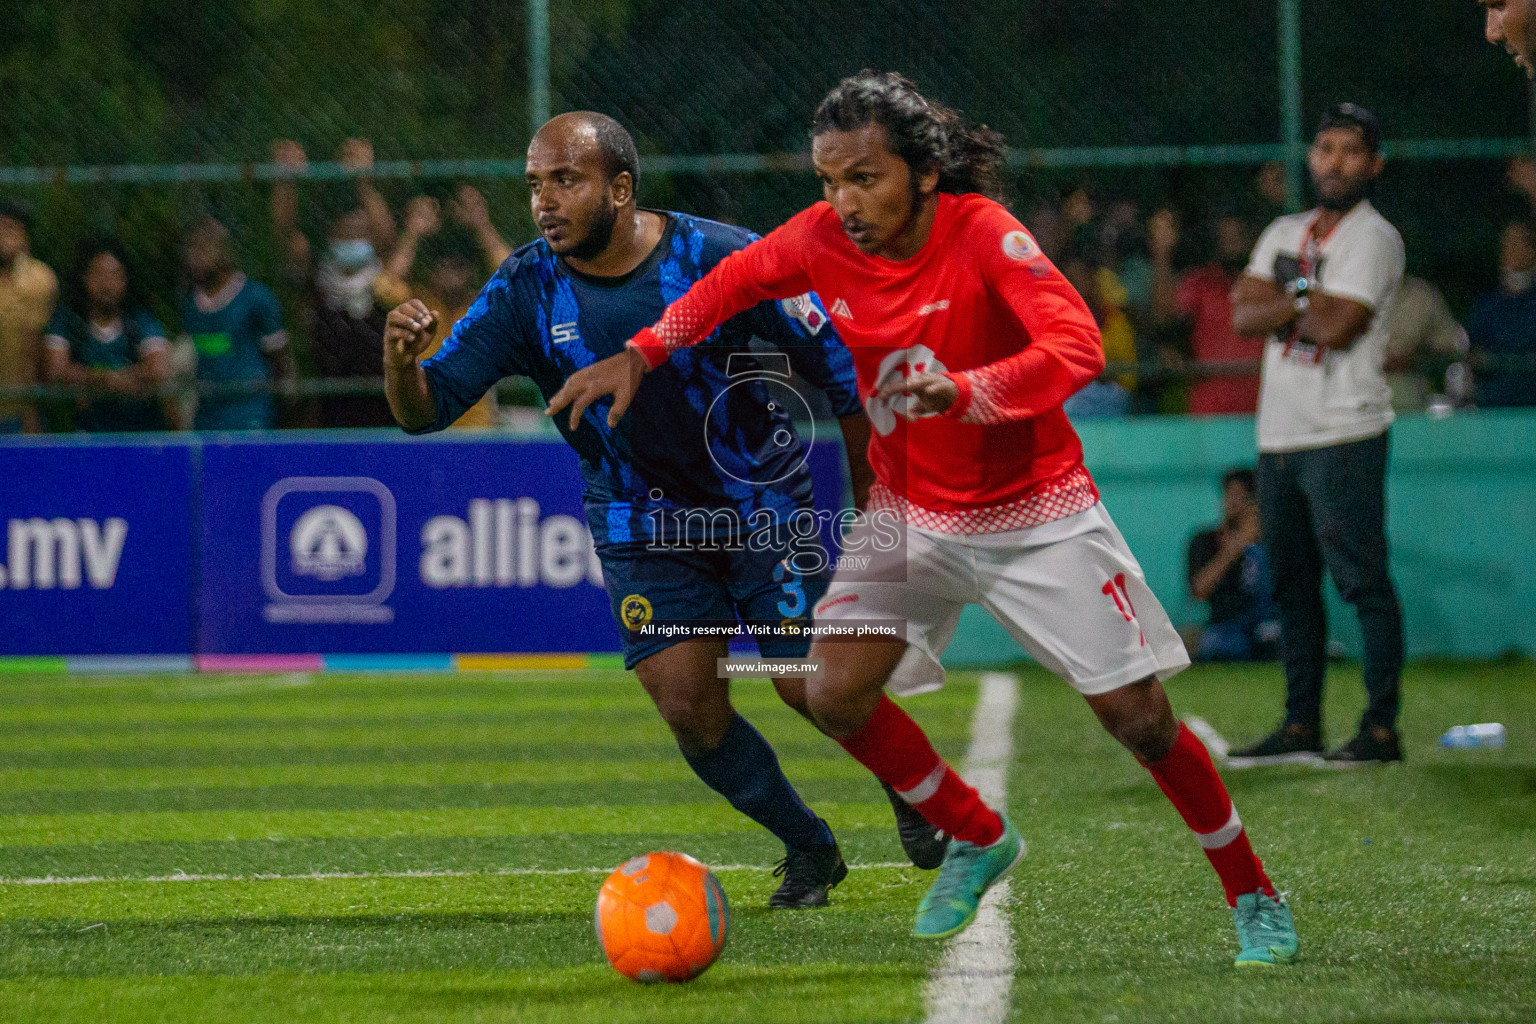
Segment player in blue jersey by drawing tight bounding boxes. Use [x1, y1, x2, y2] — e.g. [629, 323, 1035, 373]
[383, 112, 948, 906]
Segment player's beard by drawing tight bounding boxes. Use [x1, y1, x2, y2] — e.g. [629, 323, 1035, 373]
[567, 201, 620, 261]
[876, 175, 933, 253]
[1315, 178, 1368, 213]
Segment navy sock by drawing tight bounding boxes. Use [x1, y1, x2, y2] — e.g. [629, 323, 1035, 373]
[681, 713, 834, 851]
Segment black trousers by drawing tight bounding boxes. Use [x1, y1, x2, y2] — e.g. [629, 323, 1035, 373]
[1256, 432, 1404, 733]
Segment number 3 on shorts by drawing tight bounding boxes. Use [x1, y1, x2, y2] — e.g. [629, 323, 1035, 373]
[775, 560, 806, 618]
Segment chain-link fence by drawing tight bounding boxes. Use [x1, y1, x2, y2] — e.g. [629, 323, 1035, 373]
[2, 0, 1533, 426]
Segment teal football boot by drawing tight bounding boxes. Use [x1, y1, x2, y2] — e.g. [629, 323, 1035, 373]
[1233, 890, 1299, 966]
[912, 814, 1024, 939]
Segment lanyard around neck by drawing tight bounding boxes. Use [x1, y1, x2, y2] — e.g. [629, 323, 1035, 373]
[1299, 213, 1342, 278]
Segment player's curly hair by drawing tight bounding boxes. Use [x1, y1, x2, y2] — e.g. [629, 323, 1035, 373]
[810, 70, 1007, 202]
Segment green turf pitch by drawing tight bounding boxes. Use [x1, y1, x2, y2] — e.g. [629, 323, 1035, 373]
[0, 662, 1531, 1022]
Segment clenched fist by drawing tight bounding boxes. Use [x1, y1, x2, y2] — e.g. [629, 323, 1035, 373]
[384, 300, 441, 369]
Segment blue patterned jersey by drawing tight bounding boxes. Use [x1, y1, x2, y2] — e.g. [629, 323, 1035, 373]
[413, 212, 860, 545]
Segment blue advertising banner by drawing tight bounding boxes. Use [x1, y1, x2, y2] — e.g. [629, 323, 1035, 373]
[0, 430, 850, 661]
[199, 436, 615, 655]
[0, 441, 194, 655]
[198, 433, 847, 656]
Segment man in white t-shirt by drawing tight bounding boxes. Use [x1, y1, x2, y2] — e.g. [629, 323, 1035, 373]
[1228, 104, 1407, 764]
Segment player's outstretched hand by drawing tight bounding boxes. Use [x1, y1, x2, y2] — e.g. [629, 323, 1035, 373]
[545, 347, 649, 431]
[384, 300, 440, 368]
[876, 370, 958, 420]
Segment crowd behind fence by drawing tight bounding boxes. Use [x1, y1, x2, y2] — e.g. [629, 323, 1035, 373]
[5, 149, 1536, 433]
[3, 0, 1536, 433]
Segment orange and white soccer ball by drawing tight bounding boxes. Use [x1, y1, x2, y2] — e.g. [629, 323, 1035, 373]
[595, 851, 730, 983]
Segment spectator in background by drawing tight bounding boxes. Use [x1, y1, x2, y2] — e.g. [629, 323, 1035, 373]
[1060, 245, 1136, 418]
[1187, 468, 1279, 662]
[1255, 161, 1289, 222]
[1150, 209, 1264, 415]
[373, 186, 511, 428]
[1381, 275, 1468, 411]
[181, 217, 294, 430]
[1102, 200, 1154, 316]
[1061, 185, 1097, 253]
[0, 199, 58, 433]
[1229, 103, 1406, 764]
[272, 138, 398, 427]
[1466, 219, 1536, 407]
[43, 242, 168, 432]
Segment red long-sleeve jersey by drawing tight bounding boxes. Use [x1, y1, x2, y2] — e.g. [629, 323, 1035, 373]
[630, 192, 1107, 534]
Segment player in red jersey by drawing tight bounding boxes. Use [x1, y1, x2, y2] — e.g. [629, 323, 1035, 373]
[549, 71, 1300, 964]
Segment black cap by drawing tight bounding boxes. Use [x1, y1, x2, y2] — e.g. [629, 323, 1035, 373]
[1317, 103, 1382, 153]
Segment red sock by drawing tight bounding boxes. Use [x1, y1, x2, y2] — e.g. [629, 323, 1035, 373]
[1146, 723, 1274, 907]
[838, 695, 1003, 846]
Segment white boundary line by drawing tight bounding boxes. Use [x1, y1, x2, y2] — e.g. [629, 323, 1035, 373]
[0, 861, 911, 888]
[924, 671, 1019, 1024]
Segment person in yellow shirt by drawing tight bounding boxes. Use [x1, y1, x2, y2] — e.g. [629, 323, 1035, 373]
[1094, 263, 1140, 392]
[0, 200, 59, 433]
[1059, 247, 1137, 418]
[373, 185, 512, 428]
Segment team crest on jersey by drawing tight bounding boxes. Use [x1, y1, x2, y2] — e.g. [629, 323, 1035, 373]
[620, 594, 653, 631]
[780, 294, 828, 333]
[1001, 230, 1042, 263]
[865, 344, 949, 436]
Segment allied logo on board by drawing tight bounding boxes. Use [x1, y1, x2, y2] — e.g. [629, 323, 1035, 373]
[261, 478, 604, 625]
[263, 477, 397, 624]
[291, 506, 369, 582]
[419, 498, 602, 591]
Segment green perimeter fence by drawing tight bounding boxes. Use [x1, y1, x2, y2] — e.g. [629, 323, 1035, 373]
[3, 1, 1535, 339]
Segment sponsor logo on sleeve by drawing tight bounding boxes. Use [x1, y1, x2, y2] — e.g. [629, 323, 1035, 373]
[1001, 230, 1042, 263]
[779, 294, 828, 333]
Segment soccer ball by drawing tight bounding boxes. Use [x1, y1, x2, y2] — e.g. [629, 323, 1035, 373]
[595, 851, 730, 983]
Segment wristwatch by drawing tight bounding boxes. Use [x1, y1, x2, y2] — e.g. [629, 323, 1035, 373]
[1286, 276, 1311, 316]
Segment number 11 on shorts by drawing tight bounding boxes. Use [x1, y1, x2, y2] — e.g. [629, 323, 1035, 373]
[1102, 573, 1146, 647]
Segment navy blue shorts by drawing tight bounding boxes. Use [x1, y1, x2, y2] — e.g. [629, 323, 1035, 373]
[595, 535, 831, 671]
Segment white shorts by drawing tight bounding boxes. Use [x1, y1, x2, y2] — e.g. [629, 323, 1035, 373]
[814, 502, 1190, 697]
